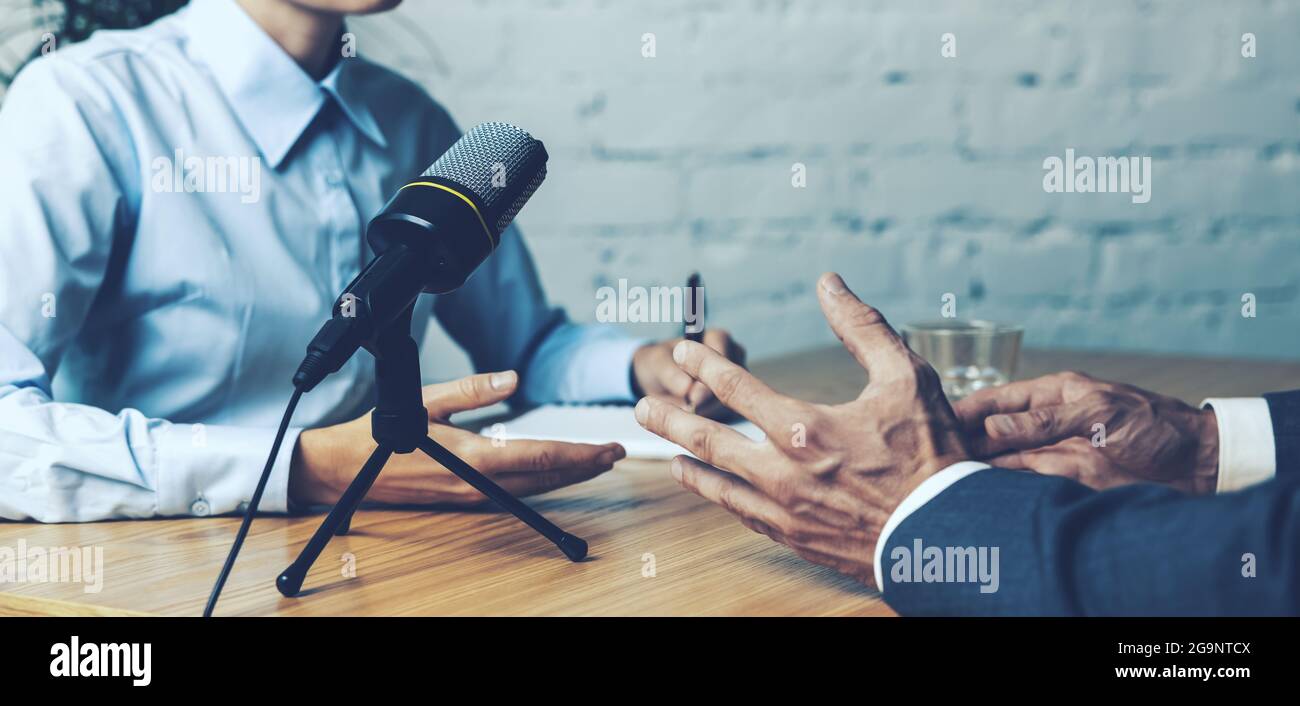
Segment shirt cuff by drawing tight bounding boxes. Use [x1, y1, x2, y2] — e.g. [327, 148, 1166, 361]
[1200, 398, 1276, 493]
[155, 422, 301, 517]
[522, 322, 652, 404]
[873, 461, 992, 593]
[579, 334, 651, 402]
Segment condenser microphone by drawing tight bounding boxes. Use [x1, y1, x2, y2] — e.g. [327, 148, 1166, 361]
[293, 122, 548, 392]
[203, 123, 556, 617]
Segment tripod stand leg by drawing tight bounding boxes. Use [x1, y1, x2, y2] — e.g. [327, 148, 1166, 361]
[336, 506, 356, 535]
[277, 444, 394, 597]
[334, 467, 375, 534]
[418, 436, 587, 562]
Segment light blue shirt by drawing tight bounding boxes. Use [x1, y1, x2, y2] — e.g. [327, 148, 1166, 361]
[0, 0, 643, 522]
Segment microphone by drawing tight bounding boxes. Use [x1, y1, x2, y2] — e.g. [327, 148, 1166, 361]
[203, 122, 559, 617]
[292, 121, 549, 392]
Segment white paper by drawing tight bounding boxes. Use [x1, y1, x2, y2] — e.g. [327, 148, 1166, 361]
[480, 404, 766, 459]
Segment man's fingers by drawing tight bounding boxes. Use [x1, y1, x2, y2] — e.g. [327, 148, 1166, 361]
[951, 380, 1038, 430]
[685, 382, 709, 411]
[670, 339, 793, 437]
[423, 370, 518, 420]
[964, 431, 1009, 460]
[644, 392, 693, 412]
[659, 363, 697, 400]
[951, 376, 1069, 430]
[702, 329, 746, 366]
[687, 329, 747, 410]
[815, 272, 913, 381]
[988, 449, 1079, 478]
[984, 403, 1097, 449]
[635, 396, 772, 489]
[670, 456, 790, 539]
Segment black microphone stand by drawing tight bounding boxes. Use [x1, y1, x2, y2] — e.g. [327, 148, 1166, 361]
[275, 304, 588, 598]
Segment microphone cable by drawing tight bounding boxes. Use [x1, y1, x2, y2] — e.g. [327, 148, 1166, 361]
[203, 387, 304, 617]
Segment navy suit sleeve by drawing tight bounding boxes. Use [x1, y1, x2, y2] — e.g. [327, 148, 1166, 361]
[1263, 389, 1300, 477]
[880, 469, 1300, 616]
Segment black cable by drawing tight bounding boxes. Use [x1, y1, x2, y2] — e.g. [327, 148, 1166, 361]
[203, 387, 304, 617]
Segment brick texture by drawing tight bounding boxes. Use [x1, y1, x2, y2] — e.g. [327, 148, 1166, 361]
[348, 0, 1300, 377]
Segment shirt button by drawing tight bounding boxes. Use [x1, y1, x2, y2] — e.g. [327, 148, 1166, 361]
[325, 172, 344, 187]
[191, 499, 211, 516]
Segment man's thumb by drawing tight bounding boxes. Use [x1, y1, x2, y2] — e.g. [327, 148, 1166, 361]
[984, 404, 1090, 448]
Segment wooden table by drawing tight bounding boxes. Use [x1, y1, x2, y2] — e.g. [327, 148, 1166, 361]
[3, 346, 1298, 617]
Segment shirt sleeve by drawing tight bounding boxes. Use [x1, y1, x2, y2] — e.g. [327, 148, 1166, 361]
[873, 461, 992, 592]
[880, 468, 1300, 615]
[0, 56, 297, 522]
[431, 222, 648, 406]
[1201, 397, 1277, 493]
[521, 322, 649, 404]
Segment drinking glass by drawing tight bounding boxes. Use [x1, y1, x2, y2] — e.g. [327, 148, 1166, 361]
[900, 320, 1024, 400]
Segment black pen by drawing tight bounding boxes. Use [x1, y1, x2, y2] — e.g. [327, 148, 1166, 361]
[685, 272, 705, 343]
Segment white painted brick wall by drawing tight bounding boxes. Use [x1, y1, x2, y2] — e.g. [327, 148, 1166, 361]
[346, 0, 1300, 379]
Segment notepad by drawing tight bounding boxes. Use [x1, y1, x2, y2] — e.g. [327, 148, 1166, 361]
[480, 404, 766, 459]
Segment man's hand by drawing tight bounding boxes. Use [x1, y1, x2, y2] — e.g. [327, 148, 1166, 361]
[952, 372, 1219, 494]
[632, 330, 745, 419]
[289, 370, 625, 506]
[634, 273, 970, 588]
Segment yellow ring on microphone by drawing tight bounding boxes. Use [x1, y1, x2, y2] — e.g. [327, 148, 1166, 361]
[399, 181, 495, 249]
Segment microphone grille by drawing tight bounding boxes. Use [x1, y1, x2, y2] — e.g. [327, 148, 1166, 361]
[421, 122, 548, 238]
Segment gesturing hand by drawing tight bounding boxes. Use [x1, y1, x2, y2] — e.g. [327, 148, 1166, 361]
[290, 370, 625, 506]
[634, 273, 971, 587]
[632, 330, 746, 419]
[952, 372, 1219, 494]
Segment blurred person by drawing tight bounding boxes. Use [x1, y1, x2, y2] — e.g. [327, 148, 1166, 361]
[0, 0, 744, 521]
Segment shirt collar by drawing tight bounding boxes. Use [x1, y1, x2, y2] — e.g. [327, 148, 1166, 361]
[321, 58, 386, 152]
[181, 0, 387, 168]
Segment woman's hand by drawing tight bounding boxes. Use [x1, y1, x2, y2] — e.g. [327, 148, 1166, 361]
[632, 330, 746, 419]
[289, 370, 625, 506]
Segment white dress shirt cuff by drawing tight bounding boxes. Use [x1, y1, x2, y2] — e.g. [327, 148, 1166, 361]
[872, 460, 992, 593]
[574, 334, 651, 403]
[156, 423, 301, 517]
[522, 323, 653, 405]
[1200, 397, 1276, 493]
